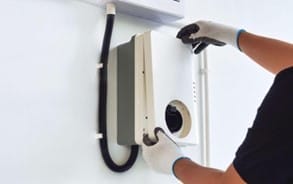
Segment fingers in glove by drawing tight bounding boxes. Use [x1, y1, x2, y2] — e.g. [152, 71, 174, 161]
[143, 134, 157, 146]
[154, 127, 165, 135]
[176, 23, 200, 43]
[154, 127, 178, 145]
[192, 37, 226, 54]
[142, 127, 165, 146]
[193, 42, 209, 54]
[143, 127, 178, 147]
[201, 37, 226, 46]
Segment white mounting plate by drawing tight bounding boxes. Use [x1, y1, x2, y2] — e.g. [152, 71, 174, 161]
[92, 0, 185, 23]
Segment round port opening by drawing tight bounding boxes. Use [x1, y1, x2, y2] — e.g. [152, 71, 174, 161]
[165, 105, 183, 133]
[165, 100, 191, 138]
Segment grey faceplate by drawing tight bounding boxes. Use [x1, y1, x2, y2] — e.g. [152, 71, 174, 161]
[117, 37, 136, 145]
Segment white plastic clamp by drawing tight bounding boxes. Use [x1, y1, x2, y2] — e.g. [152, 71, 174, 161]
[97, 63, 103, 69]
[96, 133, 103, 139]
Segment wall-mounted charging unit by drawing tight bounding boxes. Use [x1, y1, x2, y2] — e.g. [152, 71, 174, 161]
[116, 31, 199, 146]
[93, 0, 185, 22]
[98, 3, 198, 173]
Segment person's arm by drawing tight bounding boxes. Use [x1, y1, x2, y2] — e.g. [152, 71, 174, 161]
[142, 128, 245, 184]
[174, 159, 245, 184]
[239, 32, 293, 74]
[176, 20, 293, 74]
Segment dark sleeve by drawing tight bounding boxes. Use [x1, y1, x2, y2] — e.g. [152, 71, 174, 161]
[233, 66, 293, 184]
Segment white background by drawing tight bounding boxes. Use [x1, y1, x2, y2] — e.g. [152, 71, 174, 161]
[0, 0, 292, 184]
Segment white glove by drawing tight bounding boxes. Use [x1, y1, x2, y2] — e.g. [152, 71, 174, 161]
[176, 20, 245, 54]
[142, 128, 187, 175]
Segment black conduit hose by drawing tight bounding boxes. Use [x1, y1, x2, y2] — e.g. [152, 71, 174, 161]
[98, 5, 139, 172]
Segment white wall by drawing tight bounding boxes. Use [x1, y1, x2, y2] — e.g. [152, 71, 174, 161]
[0, 0, 292, 184]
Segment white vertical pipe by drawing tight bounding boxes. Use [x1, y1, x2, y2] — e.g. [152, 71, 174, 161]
[199, 50, 210, 167]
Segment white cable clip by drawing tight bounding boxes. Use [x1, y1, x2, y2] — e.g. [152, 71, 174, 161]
[97, 63, 103, 69]
[96, 133, 103, 139]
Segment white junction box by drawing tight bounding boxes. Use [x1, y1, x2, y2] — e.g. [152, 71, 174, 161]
[94, 0, 185, 22]
[115, 31, 199, 146]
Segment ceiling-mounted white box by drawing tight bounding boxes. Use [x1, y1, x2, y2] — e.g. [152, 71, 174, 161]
[95, 0, 185, 22]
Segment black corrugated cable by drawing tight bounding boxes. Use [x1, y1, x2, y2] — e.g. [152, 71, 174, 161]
[98, 3, 139, 172]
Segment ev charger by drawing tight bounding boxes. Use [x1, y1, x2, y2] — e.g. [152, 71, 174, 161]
[116, 31, 199, 146]
[92, 0, 185, 22]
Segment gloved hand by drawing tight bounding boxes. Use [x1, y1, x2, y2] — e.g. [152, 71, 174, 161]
[142, 128, 188, 175]
[176, 20, 245, 54]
